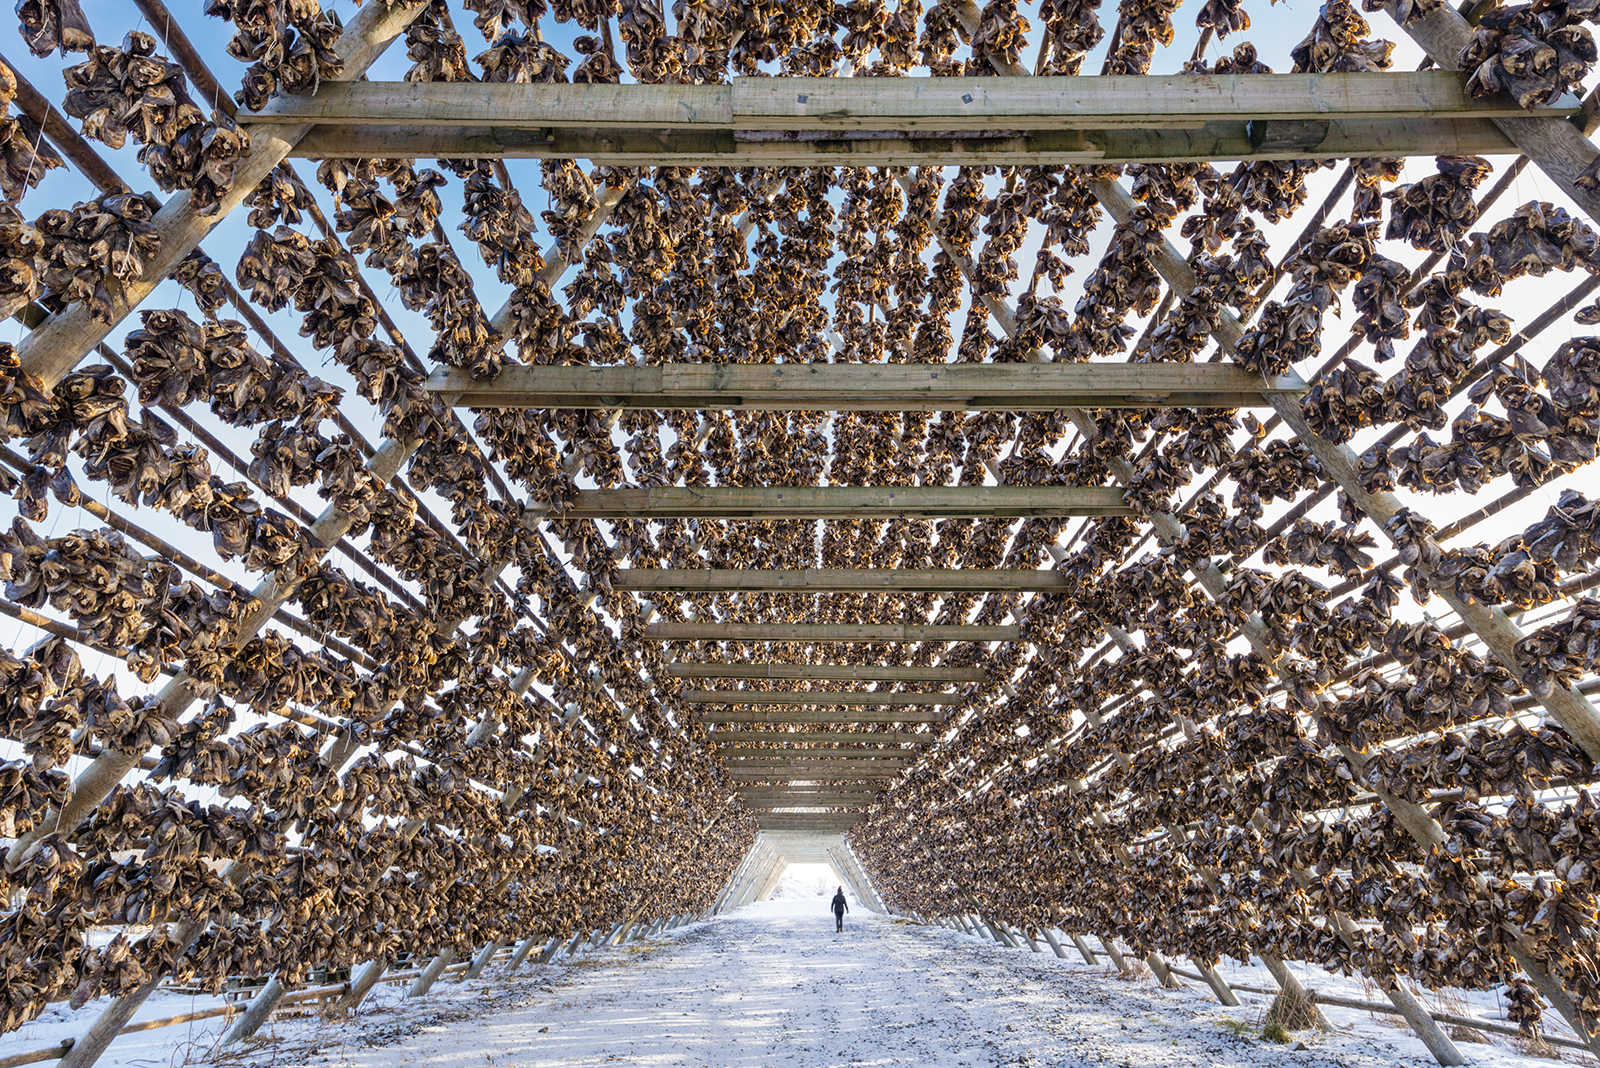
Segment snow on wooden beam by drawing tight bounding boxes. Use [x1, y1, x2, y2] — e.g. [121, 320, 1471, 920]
[426, 361, 1305, 410]
[527, 486, 1131, 520]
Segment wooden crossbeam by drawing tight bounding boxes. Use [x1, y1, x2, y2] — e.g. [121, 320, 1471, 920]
[648, 622, 1019, 643]
[724, 751, 914, 761]
[291, 115, 1523, 164]
[726, 768, 902, 779]
[627, 569, 1071, 593]
[425, 362, 1304, 410]
[527, 486, 1130, 520]
[709, 730, 928, 744]
[759, 819, 865, 829]
[699, 710, 947, 724]
[686, 690, 959, 706]
[739, 799, 880, 806]
[737, 787, 880, 794]
[256, 72, 1569, 130]
[745, 803, 874, 811]
[669, 662, 985, 682]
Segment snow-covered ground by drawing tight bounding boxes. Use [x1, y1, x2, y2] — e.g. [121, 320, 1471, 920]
[7, 900, 1588, 1068]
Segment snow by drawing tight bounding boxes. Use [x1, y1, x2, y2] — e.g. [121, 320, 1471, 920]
[8, 903, 1590, 1068]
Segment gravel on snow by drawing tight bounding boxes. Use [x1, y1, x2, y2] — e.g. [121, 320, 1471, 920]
[211, 900, 1480, 1068]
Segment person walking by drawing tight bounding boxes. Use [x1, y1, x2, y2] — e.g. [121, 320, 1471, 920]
[832, 886, 849, 932]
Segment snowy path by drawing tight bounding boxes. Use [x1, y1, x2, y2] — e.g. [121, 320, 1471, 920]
[240, 900, 1465, 1068]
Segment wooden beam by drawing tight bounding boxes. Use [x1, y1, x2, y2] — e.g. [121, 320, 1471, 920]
[648, 622, 1019, 643]
[737, 792, 881, 800]
[528, 486, 1130, 520]
[745, 803, 875, 811]
[686, 689, 960, 705]
[290, 115, 1522, 164]
[627, 569, 1071, 593]
[669, 662, 985, 682]
[726, 768, 903, 779]
[699, 710, 948, 723]
[426, 361, 1304, 410]
[254, 72, 1569, 131]
[723, 750, 917, 761]
[710, 731, 929, 744]
[738, 788, 880, 795]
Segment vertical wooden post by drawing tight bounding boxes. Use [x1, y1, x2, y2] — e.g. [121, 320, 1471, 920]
[331, 957, 390, 1016]
[219, 975, 284, 1046]
[1262, 956, 1332, 1031]
[1067, 933, 1101, 966]
[505, 936, 547, 973]
[1096, 937, 1130, 975]
[408, 948, 456, 998]
[465, 942, 501, 980]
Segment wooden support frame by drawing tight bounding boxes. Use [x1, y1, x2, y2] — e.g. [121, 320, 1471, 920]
[628, 569, 1072, 593]
[648, 622, 1019, 643]
[687, 690, 959, 706]
[427, 361, 1303, 410]
[527, 485, 1131, 520]
[669, 662, 985, 682]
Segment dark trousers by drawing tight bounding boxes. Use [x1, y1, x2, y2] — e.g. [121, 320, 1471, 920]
[835, 911, 844, 930]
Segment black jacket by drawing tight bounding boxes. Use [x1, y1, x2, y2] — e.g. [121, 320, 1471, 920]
[832, 891, 848, 915]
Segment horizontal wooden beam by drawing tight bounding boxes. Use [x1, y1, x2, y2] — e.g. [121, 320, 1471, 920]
[648, 623, 1020, 643]
[530, 486, 1130, 520]
[740, 790, 880, 796]
[745, 803, 875, 811]
[291, 115, 1524, 164]
[426, 362, 1303, 410]
[670, 662, 986, 682]
[737, 790, 881, 799]
[256, 73, 1568, 131]
[687, 690, 960, 706]
[723, 770, 902, 780]
[759, 819, 865, 829]
[723, 750, 916, 761]
[699, 710, 948, 724]
[629, 569, 1071, 593]
[710, 731, 929, 744]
